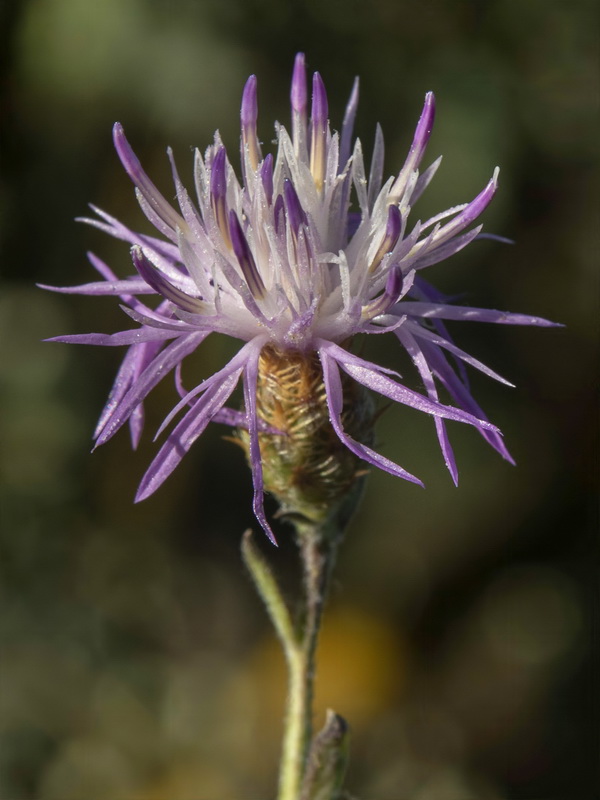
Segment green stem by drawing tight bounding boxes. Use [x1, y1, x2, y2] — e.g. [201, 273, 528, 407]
[241, 530, 296, 660]
[299, 531, 335, 741]
[280, 525, 337, 800]
[278, 643, 309, 800]
[241, 530, 308, 799]
[241, 526, 338, 800]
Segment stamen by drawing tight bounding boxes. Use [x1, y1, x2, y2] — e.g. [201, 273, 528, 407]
[131, 246, 207, 313]
[291, 52, 308, 155]
[340, 77, 359, 169]
[369, 205, 402, 273]
[389, 92, 436, 204]
[310, 72, 328, 192]
[362, 268, 404, 320]
[283, 179, 307, 236]
[273, 194, 285, 234]
[229, 211, 266, 299]
[241, 75, 261, 172]
[210, 147, 232, 248]
[260, 154, 274, 205]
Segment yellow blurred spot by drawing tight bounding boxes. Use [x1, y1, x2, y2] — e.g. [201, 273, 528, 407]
[314, 605, 408, 726]
[136, 762, 236, 800]
[247, 604, 408, 749]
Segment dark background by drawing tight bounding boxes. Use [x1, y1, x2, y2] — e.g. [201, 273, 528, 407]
[1, 0, 597, 798]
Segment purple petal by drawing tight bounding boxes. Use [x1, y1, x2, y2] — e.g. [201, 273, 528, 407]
[120, 305, 197, 332]
[340, 77, 359, 170]
[152, 338, 263, 439]
[427, 169, 499, 249]
[135, 366, 243, 502]
[412, 227, 482, 271]
[421, 340, 515, 464]
[474, 232, 514, 244]
[407, 321, 515, 386]
[410, 155, 442, 205]
[95, 345, 145, 441]
[81, 206, 181, 266]
[402, 302, 561, 327]
[396, 326, 458, 484]
[96, 338, 164, 449]
[410, 276, 471, 388]
[46, 328, 178, 346]
[82, 251, 160, 310]
[113, 123, 183, 234]
[243, 342, 277, 544]
[38, 279, 154, 296]
[128, 404, 145, 449]
[319, 349, 424, 486]
[320, 341, 501, 432]
[367, 122, 384, 209]
[95, 331, 208, 445]
[86, 250, 120, 281]
[131, 246, 206, 313]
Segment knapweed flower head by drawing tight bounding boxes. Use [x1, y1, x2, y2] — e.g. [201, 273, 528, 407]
[45, 54, 557, 542]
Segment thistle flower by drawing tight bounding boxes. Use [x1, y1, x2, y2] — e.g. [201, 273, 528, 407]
[44, 54, 557, 542]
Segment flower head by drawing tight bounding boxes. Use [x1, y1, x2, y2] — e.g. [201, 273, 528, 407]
[44, 54, 558, 542]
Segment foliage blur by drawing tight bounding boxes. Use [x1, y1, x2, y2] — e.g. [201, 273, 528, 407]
[1, 0, 597, 797]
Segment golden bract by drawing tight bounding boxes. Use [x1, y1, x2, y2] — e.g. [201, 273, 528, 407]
[239, 345, 375, 529]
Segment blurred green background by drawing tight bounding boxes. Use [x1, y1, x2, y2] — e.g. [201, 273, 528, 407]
[0, 0, 597, 798]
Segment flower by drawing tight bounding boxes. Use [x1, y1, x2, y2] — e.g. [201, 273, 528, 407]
[44, 54, 558, 542]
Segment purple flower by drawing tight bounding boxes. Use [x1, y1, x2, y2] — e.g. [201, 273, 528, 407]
[44, 54, 558, 541]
